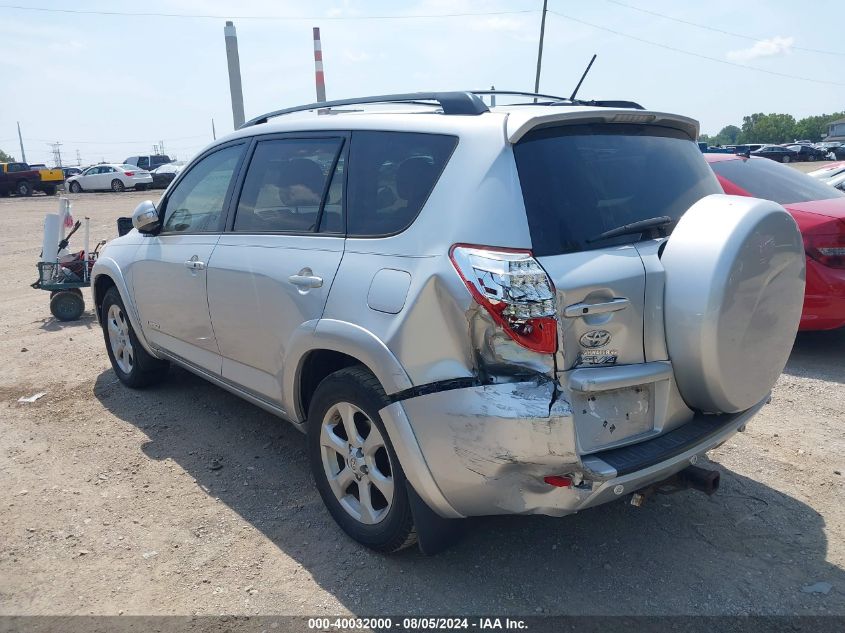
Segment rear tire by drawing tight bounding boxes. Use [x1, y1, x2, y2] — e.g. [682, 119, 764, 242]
[111, 179, 125, 193]
[50, 291, 85, 321]
[101, 287, 169, 388]
[17, 180, 32, 196]
[307, 366, 416, 552]
[69, 181, 82, 193]
[782, 155, 791, 163]
[42, 185, 57, 195]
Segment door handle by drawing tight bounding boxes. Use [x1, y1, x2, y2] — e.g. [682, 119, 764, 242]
[563, 297, 630, 318]
[184, 259, 206, 270]
[289, 273, 323, 289]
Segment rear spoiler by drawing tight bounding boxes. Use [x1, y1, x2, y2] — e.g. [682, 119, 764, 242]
[506, 109, 700, 144]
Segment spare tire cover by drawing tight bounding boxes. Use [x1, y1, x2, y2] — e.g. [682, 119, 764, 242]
[662, 194, 805, 413]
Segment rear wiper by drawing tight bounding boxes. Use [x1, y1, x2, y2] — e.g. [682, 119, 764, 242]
[587, 215, 674, 243]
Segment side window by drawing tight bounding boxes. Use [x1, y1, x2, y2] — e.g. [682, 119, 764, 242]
[233, 137, 343, 233]
[138, 157, 150, 169]
[162, 144, 243, 233]
[346, 131, 457, 237]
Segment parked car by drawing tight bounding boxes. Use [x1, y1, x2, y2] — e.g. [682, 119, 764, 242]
[785, 144, 828, 162]
[62, 167, 82, 179]
[149, 161, 185, 189]
[706, 153, 845, 330]
[750, 145, 799, 163]
[816, 141, 842, 158]
[124, 154, 173, 171]
[827, 172, 845, 193]
[92, 91, 804, 553]
[66, 163, 152, 193]
[0, 161, 64, 196]
[807, 161, 845, 181]
[831, 145, 845, 160]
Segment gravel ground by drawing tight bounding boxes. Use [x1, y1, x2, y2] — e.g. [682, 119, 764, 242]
[0, 174, 843, 617]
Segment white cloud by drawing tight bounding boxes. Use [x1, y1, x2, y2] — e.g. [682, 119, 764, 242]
[726, 36, 794, 63]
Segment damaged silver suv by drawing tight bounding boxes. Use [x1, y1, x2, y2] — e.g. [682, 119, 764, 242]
[92, 91, 805, 554]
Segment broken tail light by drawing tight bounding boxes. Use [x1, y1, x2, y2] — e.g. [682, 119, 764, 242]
[450, 244, 557, 354]
[804, 222, 845, 269]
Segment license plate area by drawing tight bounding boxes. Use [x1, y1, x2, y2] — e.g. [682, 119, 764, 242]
[572, 384, 654, 454]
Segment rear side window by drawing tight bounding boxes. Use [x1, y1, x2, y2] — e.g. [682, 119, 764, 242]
[346, 131, 457, 237]
[513, 124, 721, 256]
[711, 157, 845, 204]
[233, 137, 344, 233]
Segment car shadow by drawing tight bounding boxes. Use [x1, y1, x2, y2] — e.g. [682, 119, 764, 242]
[93, 366, 844, 616]
[783, 328, 845, 384]
[35, 312, 97, 332]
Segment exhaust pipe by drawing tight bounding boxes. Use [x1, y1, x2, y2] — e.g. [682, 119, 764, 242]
[677, 465, 720, 496]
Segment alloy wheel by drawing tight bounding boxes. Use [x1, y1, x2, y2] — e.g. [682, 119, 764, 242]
[107, 304, 134, 374]
[319, 401, 394, 525]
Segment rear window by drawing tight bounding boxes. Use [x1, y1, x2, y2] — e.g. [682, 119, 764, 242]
[346, 131, 457, 237]
[711, 157, 845, 204]
[513, 124, 720, 256]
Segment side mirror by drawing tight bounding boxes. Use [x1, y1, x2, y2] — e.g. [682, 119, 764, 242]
[132, 200, 160, 233]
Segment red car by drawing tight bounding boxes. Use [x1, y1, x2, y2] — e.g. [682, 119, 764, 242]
[705, 154, 845, 330]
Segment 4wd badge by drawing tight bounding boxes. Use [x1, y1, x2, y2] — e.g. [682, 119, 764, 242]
[580, 329, 611, 348]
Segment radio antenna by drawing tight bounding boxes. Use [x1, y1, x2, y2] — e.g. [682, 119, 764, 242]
[569, 54, 597, 101]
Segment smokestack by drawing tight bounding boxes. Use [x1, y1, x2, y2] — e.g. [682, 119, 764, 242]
[313, 27, 326, 103]
[224, 21, 246, 128]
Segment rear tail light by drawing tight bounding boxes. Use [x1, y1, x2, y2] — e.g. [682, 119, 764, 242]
[449, 244, 557, 353]
[804, 222, 845, 269]
[124, 171, 135, 177]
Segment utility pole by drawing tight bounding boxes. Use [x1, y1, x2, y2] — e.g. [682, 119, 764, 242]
[50, 142, 63, 167]
[17, 121, 26, 163]
[76, 149, 81, 166]
[533, 0, 548, 102]
[313, 27, 326, 103]
[158, 140, 165, 156]
[224, 21, 246, 128]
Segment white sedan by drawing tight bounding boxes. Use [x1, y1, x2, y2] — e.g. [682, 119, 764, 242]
[66, 164, 153, 193]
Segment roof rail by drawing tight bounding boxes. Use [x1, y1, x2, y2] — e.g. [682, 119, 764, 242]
[241, 91, 489, 128]
[471, 89, 571, 101]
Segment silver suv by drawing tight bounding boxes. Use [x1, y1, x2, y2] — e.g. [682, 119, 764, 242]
[92, 91, 805, 554]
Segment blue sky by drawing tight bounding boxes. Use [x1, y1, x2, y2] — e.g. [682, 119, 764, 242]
[1, 0, 841, 166]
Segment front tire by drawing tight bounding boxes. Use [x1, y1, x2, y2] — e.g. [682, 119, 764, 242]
[782, 155, 791, 163]
[101, 287, 169, 388]
[69, 181, 82, 193]
[307, 366, 416, 552]
[17, 180, 32, 196]
[111, 179, 126, 192]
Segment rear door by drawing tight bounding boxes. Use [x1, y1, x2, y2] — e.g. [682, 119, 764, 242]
[513, 123, 722, 452]
[206, 134, 347, 408]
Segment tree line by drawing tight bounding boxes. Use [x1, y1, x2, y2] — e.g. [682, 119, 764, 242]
[700, 111, 845, 146]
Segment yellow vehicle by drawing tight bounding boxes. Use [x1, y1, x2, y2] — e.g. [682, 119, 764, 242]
[0, 162, 64, 196]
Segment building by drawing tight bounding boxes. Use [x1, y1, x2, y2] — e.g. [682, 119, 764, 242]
[826, 117, 845, 142]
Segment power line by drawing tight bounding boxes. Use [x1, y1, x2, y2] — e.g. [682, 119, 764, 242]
[547, 10, 845, 88]
[605, 0, 845, 58]
[19, 134, 210, 145]
[0, 4, 536, 21]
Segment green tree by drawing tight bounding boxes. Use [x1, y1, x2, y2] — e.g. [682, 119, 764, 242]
[737, 113, 796, 144]
[794, 112, 845, 142]
[0, 148, 15, 162]
[713, 125, 741, 146]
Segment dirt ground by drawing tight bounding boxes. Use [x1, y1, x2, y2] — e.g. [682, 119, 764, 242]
[1, 170, 844, 617]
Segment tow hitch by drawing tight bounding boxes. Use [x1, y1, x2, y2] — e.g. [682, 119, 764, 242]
[630, 465, 720, 507]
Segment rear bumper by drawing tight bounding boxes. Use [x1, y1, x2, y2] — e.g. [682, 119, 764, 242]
[379, 380, 766, 518]
[800, 258, 845, 330]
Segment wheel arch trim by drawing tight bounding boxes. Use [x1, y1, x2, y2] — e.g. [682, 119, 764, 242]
[91, 259, 158, 358]
[283, 319, 414, 423]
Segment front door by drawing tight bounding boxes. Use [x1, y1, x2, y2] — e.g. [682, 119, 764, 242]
[207, 135, 347, 407]
[130, 142, 246, 373]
